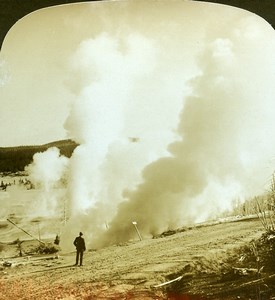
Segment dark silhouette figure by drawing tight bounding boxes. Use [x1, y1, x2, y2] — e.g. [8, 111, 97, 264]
[73, 232, 86, 266]
[54, 235, 60, 245]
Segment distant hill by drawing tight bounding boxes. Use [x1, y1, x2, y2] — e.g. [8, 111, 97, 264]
[0, 139, 78, 173]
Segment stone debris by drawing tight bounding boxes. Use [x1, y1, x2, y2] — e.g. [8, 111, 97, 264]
[3, 261, 12, 267]
[232, 267, 259, 276]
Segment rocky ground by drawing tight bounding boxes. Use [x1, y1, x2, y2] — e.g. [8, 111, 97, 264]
[1, 216, 275, 299]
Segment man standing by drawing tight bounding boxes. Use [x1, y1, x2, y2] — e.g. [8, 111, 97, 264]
[73, 232, 86, 266]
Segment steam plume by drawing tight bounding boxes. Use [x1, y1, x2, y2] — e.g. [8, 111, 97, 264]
[25, 147, 68, 216]
[95, 16, 275, 246]
[60, 31, 190, 249]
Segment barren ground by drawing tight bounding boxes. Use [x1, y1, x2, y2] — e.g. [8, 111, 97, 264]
[1, 217, 273, 299]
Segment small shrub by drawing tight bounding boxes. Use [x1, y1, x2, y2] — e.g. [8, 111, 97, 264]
[10, 238, 21, 245]
[35, 243, 60, 254]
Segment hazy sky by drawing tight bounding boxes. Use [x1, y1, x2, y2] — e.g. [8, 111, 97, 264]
[0, 0, 254, 147]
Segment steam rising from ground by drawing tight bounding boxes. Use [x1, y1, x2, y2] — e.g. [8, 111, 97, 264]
[64, 33, 163, 215]
[98, 16, 275, 246]
[61, 30, 190, 249]
[25, 147, 68, 216]
[22, 4, 275, 249]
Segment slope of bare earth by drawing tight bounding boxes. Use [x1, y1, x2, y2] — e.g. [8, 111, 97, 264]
[0, 217, 270, 299]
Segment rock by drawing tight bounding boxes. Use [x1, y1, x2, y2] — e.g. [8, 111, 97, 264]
[3, 261, 12, 267]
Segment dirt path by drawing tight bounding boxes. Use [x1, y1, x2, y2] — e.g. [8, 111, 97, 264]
[0, 218, 265, 299]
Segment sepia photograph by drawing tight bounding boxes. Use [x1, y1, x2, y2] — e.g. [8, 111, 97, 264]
[0, 0, 275, 299]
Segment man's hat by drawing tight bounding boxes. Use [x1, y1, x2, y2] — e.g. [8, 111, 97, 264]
[79, 232, 83, 236]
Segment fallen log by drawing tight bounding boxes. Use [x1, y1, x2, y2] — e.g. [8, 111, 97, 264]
[7, 218, 46, 245]
[153, 275, 183, 288]
[239, 274, 275, 288]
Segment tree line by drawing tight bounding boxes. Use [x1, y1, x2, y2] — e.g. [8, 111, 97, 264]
[0, 139, 78, 173]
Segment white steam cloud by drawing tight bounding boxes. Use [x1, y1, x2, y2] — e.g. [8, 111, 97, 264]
[25, 147, 69, 216]
[60, 31, 190, 250]
[98, 16, 275, 246]
[93, 16, 275, 247]
[64, 33, 159, 214]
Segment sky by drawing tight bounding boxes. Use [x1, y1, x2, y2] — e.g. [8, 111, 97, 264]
[1, 1, 275, 247]
[0, 0, 254, 147]
[0, 0, 202, 147]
